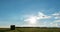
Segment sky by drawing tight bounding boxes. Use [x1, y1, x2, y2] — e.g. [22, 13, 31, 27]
[0, 0, 60, 28]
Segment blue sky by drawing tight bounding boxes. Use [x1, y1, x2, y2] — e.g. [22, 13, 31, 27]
[0, 0, 60, 28]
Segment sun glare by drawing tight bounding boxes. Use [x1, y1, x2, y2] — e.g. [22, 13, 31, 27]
[28, 16, 37, 24]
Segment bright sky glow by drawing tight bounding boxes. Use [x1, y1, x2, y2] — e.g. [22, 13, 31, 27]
[28, 17, 36, 24]
[24, 16, 37, 25]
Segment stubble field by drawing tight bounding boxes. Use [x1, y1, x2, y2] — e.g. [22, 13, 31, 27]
[0, 27, 60, 32]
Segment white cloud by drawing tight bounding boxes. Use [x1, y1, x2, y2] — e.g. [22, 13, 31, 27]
[36, 12, 51, 19]
[23, 12, 51, 27]
[55, 20, 60, 22]
[50, 22, 58, 27]
[52, 12, 60, 16]
[49, 20, 60, 27]
[23, 12, 60, 27]
[54, 20, 60, 27]
[24, 12, 51, 21]
[52, 12, 60, 19]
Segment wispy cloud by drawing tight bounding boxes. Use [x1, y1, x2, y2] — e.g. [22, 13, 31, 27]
[49, 20, 60, 27]
[23, 12, 52, 27]
[36, 12, 51, 19]
[52, 12, 60, 19]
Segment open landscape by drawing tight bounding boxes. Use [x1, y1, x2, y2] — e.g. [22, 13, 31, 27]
[0, 27, 60, 32]
[0, 0, 60, 32]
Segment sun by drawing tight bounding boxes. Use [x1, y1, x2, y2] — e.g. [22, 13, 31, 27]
[28, 16, 37, 24]
[24, 16, 37, 26]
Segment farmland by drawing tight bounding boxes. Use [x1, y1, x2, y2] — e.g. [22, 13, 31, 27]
[0, 27, 60, 32]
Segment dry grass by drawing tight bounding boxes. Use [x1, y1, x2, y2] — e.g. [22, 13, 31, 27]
[0, 27, 60, 32]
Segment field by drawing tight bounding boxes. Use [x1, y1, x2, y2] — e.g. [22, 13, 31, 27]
[0, 27, 60, 32]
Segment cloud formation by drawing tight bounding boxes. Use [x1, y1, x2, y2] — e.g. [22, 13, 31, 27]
[23, 12, 51, 27]
[22, 12, 60, 27]
[52, 12, 60, 19]
[49, 20, 60, 27]
[36, 12, 51, 19]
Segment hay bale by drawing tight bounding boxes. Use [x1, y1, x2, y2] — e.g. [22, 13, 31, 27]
[10, 25, 15, 30]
